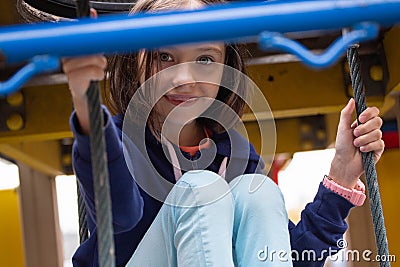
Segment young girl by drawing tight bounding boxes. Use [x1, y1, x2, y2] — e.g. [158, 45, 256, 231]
[62, 0, 385, 266]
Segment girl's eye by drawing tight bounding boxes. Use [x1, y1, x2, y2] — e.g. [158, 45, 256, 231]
[197, 56, 214, 65]
[159, 53, 173, 62]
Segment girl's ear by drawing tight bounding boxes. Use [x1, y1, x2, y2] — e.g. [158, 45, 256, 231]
[90, 8, 98, 19]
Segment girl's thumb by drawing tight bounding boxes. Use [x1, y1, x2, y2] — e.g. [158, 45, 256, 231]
[339, 98, 355, 128]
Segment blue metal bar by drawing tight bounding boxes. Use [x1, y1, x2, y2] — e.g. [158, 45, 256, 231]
[259, 22, 380, 68]
[0, 55, 59, 97]
[0, 0, 400, 64]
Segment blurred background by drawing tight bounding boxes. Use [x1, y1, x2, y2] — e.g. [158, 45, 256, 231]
[0, 0, 399, 266]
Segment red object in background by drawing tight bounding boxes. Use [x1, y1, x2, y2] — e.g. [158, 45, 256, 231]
[382, 132, 399, 149]
[270, 160, 280, 185]
[381, 119, 399, 149]
[269, 156, 289, 185]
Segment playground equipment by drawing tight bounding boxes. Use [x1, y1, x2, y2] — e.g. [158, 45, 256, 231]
[0, 0, 399, 266]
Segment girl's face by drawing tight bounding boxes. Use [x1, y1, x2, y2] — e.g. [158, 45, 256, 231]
[151, 42, 226, 126]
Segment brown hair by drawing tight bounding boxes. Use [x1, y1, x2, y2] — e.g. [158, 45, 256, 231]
[106, 0, 249, 135]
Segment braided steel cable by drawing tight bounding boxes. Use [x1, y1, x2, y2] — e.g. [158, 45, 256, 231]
[86, 84, 115, 267]
[77, 181, 89, 243]
[347, 46, 390, 267]
[75, 1, 115, 266]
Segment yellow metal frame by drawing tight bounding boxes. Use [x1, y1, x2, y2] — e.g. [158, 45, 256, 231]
[0, 189, 25, 267]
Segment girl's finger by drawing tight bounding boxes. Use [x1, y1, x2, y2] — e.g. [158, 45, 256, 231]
[353, 129, 382, 148]
[358, 106, 380, 124]
[351, 119, 358, 129]
[359, 139, 385, 154]
[66, 66, 106, 95]
[90, 8, 98, 19]
[62, 55, 107, 74]
[353, 116, 383, 137]
[373, 140, 385, 163]
[67, 66, 106, 82]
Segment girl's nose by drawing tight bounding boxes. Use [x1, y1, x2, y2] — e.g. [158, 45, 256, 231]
[172, 63, 196, 90]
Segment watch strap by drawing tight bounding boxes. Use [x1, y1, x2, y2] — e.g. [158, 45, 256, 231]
[323, 175, 366, 206]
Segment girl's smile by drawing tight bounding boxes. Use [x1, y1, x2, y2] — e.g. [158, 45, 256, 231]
[164, 94, 199, 107]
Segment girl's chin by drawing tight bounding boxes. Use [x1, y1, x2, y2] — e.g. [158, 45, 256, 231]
[163, 115, 198, 126]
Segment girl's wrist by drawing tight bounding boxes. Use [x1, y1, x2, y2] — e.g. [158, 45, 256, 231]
[72, 92, 88, 103]
[71, 94, 90, 135]
[323, 175, 366, 206]
[327, 172, 357, 189]
[329, 156, 358, 189]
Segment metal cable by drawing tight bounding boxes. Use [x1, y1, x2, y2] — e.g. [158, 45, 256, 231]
[76, 0, 90, 17]
[347, 46, 390, 267]
[86, 83, 116, 267]
[75, 1, 115, 266]
[77, 181, 89, 243]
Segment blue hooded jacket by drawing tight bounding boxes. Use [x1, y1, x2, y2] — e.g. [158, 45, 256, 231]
[71, 107, 354, 267]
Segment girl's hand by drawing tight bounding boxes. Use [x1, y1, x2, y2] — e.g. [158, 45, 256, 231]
[61, 8, 106, 135]
[61, 54, 107, 135]
[61, 8, 105, 99]
[61, 54, 107, 99]
[329, 98, 385, 189]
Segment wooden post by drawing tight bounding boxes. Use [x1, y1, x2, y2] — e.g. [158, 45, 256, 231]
[18, 162, 64, 267]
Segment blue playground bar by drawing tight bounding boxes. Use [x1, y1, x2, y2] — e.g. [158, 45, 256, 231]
[0, 0, 400, 63]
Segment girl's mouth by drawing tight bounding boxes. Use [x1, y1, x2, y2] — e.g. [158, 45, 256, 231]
[164, 94, 199, 106]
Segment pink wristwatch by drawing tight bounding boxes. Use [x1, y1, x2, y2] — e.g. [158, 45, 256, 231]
[323, 175, 366, 206]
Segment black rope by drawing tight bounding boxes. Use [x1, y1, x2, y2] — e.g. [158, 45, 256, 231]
[77, 181, 89, 243]
[347, 46, 390, 267]
[86, 84, 116, 267]
[75, 0, 90, 17]
[75, 1, 116, 266]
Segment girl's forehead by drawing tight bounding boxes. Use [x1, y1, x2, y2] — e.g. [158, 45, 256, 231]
[160, 43, 225, 53]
